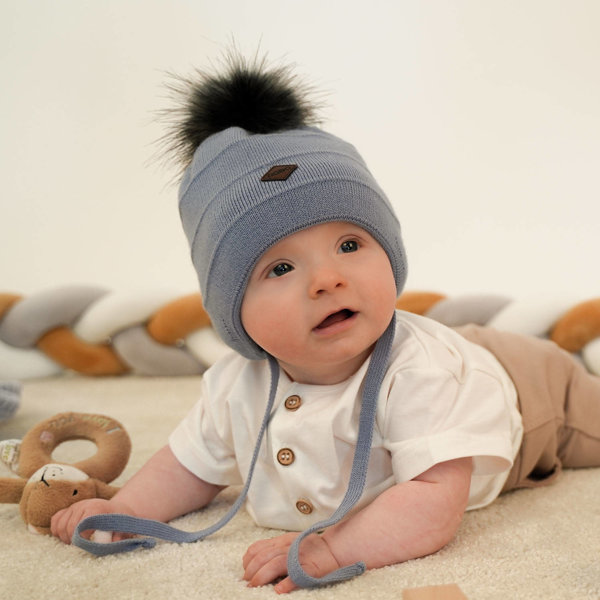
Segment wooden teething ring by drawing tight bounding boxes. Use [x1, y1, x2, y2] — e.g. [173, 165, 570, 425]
[18, 412, 131, 482]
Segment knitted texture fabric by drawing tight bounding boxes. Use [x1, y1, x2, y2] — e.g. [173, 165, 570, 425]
[178, 126, 407, 359]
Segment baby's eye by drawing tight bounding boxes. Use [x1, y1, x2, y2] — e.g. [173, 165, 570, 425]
[268, 263, 294, 278]
[339, 240, 359, 253]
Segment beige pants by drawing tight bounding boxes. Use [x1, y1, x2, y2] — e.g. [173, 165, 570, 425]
[456, 324, 600, 492]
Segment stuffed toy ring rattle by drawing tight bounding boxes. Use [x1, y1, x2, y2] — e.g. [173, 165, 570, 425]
[0, 412, 131, 534]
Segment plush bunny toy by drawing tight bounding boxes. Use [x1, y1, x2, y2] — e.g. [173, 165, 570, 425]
[0, 412, 131, 534]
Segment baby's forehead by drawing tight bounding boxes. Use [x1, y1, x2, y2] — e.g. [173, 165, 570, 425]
[253, 221, 368, 260]
[269, 221, 371, 248]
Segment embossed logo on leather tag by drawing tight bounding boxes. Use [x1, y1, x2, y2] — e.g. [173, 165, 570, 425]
[261, 164, 298, 182]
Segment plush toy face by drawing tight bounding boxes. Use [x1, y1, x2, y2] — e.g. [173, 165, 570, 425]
[29, 463, 89, 484]
[20, 464, 94, 534]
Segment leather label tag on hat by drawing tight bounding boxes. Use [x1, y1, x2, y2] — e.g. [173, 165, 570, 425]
[261, 164, 298, 181]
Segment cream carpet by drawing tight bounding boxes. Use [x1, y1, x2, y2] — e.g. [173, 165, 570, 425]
[1, 376, 599, 599]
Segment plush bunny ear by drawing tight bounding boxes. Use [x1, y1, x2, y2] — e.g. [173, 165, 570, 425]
[159, 50, 322, 171]
[0, 477, 26, 503]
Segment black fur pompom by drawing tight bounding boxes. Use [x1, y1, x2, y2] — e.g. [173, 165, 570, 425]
[159, 52, 321, 171]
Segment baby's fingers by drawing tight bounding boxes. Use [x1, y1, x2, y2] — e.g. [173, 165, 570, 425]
[51, 505, 87, 544]
[242, 539, 263, 569]
[274, 577, 298, 594]
[244, 551, 289, 588]
[242, 533, 297, 569]
[51, 499, 117, 545]
[50, 507, 72, 544]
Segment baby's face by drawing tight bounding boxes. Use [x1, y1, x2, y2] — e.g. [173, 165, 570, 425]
[241, 221, 397, 384]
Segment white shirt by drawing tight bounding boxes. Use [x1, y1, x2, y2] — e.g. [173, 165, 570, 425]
[169, 311, 522, 531]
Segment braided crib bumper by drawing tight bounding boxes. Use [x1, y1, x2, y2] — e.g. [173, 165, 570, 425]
[1, 286, 599, 379]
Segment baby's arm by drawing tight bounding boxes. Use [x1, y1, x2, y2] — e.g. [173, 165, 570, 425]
[51, 444, 224, 545]
[243, 456, 472, 593]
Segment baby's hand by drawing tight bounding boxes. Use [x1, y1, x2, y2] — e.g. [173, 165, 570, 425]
[50, 498, 131, 545]
[242, 532, 340, 594]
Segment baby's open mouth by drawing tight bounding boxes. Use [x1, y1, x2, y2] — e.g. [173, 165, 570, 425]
[315, 309, 356, 330]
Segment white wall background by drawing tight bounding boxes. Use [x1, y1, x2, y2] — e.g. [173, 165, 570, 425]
[2, 1, 599, 299]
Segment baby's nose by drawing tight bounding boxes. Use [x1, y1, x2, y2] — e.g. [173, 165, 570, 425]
[309, 266, 346, 297]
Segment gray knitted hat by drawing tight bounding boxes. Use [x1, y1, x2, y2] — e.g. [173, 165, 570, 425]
[171, 57, 407, 359]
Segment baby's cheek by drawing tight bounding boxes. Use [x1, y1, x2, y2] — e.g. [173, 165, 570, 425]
[242, 305, 285, 351]
[256, 326, 297, 358]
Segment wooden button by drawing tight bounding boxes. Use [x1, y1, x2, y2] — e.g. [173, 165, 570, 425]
[295, 500, 313, 515]
[276, 448, 295, 466]
[284, 395, 302, 411]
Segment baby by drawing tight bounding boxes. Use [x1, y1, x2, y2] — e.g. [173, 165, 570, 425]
[50, 56, 600, 593]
